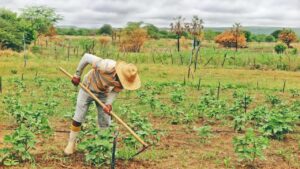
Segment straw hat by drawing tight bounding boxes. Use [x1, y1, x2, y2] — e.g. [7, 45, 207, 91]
[116, 61, 141, 90]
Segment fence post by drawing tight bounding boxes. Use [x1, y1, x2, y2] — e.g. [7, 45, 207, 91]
[282, 80, 286, 93]
[197, 77, 201, 90]
[217, 81, 221, 99]
[67, 40, 70, 61]
[0, 76, 2, 94]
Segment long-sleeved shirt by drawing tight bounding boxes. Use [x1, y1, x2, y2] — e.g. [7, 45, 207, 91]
[75, 53, 123, 104]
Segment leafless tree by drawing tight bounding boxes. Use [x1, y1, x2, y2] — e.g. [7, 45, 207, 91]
[170, 16, 185, 52]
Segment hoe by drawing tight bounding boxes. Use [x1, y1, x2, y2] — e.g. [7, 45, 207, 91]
[59, 67, 150, 159]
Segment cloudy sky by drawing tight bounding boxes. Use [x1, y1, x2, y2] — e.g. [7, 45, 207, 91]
[1, 0, 299, 28]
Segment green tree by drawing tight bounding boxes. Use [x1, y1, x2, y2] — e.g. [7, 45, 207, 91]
[271, 30, 282, 40]
[265, 35, 275, 42]
[252, 34, 267, 42]
[0, 8, 35, 51]
[204, 29, 220, 42]
[98, 24, 112, 35]
[243, 30, 252, 42]
[20, 6, 62, 38]
[144, 24, 160, 39]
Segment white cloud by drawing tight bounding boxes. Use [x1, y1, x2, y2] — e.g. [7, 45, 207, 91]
[0, 0, 299, 27]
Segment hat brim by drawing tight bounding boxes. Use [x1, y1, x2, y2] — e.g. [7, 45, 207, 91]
[116, 61, 141, 90]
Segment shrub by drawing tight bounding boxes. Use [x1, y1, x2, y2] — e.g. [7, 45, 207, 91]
[274, 43, 287, 54]
[215, 31, 247, 48]
[98, 36, 110, 46]
[119, 28, 147, 52]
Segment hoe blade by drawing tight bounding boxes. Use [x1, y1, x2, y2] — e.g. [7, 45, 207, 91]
[128, 145, 151, 160]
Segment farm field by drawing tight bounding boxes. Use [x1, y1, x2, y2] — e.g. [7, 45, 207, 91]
[0, 37, 300, 169]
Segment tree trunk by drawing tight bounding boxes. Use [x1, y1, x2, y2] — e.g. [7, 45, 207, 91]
[177, 35, 180, 52]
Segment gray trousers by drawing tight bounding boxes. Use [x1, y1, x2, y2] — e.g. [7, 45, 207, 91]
[73, 88, 111, 128]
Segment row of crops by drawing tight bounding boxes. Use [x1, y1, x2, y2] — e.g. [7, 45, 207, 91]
[1, 75, 299, 167]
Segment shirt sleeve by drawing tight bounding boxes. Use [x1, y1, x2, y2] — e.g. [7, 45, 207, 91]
[75, 53, 102, 76]
[106, 91, 119, 105]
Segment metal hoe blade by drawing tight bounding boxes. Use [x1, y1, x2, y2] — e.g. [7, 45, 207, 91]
[128, 145, 151, 160]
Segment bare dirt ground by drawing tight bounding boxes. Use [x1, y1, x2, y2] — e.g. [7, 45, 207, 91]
[1, 116, 299, 169]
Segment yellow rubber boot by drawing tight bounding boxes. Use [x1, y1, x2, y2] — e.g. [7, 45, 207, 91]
[64, 125, 80, 155]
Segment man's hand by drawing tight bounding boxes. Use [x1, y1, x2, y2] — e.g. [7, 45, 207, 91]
[103, 104, 112, 115]
[71, 75, 80, 86]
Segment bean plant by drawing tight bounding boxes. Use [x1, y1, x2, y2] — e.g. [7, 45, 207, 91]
[233, 128, 269, 166]
[0, 125, 36, 166]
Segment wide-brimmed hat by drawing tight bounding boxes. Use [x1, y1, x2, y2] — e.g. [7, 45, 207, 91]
[116, 61, 141, 90]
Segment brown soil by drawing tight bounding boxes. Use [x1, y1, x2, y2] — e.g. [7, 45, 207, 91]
[0, 116, 299, 169]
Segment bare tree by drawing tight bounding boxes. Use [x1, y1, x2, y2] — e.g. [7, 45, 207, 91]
[185, 16, 204, 50]
[170, 16, 185, 52]
[185, 16, 204, 72]
[231, 23, 242, 52]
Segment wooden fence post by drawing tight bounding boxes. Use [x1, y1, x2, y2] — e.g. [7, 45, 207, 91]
[197, 77, 201, 90]
[0, 76, 2, 94]
[282, 80, 286, 93]
[67, 40, 70, 61]
[217, 81, 221, 99]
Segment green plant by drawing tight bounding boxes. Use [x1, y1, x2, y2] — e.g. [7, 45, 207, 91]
[0, 125, 36, 166]
[197, 94, 228, 119]
[78, 125, 114, 167]
[248, 106, 269, 127]
[266, 95, 281, 107]
[290, 89, 300, 97]
[260, 108, 297, 140]
[123, 110, 159, 148]
[233, 114, 247, 132]
[233, 128, 269, 165]
[195, 125, 213, 143]
[170, 85, 185, 104]
[274, 43, 287, 54]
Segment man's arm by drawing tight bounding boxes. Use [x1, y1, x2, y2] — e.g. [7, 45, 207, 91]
[106, 91, 119, 105]
[75, 53, 102, 77]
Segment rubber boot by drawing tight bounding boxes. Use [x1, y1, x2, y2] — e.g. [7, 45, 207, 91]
[64, 130, 79, 155]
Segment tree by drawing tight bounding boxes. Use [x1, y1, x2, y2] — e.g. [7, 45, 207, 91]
[278, 29, 297, 48]
[204, 29, 220, 42]
[98, 24, 112, 35]
[170, 16, 185, 52]
[185, 16, 204, 49]
[252, 34, 267, 42]
[231, 23, 243, 52]
[20, 6, 62, 38]
[144, 24, 160, 39]
[0, 8, 35, 51]
[271, 30, 282, 40]
[265, 35, 275, 42]
[243, 30, 252, 42]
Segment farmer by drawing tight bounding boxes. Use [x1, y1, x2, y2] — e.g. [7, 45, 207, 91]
[64, 53, 141, 155]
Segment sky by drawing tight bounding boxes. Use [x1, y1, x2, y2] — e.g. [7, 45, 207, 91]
[0, 0, 299, 28]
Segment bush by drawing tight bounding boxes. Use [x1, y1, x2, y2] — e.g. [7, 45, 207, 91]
[119, 28, 147, 52]
[274, 43, 287, 54]
[215, 31, 247, 48]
